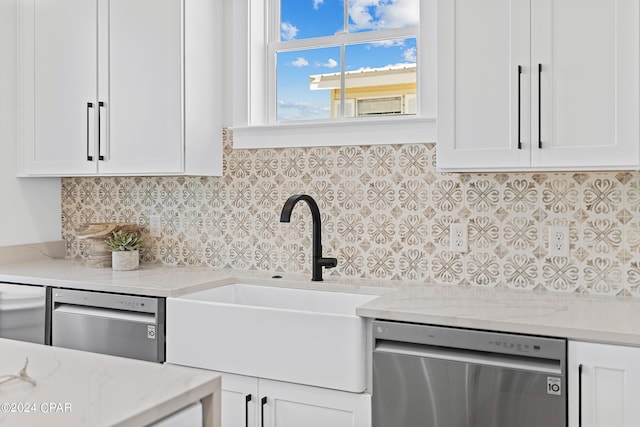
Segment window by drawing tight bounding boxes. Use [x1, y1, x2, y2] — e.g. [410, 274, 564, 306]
[227, 0, 436, 148]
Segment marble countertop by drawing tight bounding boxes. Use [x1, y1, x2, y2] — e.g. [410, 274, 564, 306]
[2, 256, 640, 347]
[356, 285, 640, 346]
[0, 338, 221, 427]
[0, 258, 388, 297]
[0, 259, 233, 297]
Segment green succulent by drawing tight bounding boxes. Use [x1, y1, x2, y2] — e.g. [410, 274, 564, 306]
[105, 230, 144, 252]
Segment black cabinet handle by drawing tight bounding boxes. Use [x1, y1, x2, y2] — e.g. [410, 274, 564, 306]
[517, 66, 522, 150]
[578, 364, 583, 426]
[98, 101, 105, 161]
[261, 396, 267, 427]
[538, 63, 542, 149]
[245, 394, 252, 427]
[86, 102, 94, 161]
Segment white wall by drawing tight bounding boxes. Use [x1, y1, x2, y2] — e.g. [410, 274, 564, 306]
[0, 0, 61, 245]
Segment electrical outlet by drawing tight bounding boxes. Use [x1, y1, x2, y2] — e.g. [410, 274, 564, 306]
[149, 215, 161, 238]
[449, 223, 468, 253]
[548, 226, 569, 257]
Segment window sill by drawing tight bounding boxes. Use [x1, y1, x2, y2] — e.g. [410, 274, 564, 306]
[231, 117, 436, 149]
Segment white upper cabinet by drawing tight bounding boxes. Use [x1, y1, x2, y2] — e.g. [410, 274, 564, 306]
[19, 0, 98, 176]
[437, 0, 640, 171]
[98, 0, 183, 175]
[17, 0, 222, 177]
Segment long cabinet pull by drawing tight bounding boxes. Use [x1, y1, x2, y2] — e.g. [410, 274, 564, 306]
[538, 63, 542, 149]
[86, 102, 94, 161]
[517, 66, 522, 150]
[98, 101, 105, 161]
[261, 397, 267, 427]
[245, 394, 252, 427]
[578, 364, 583, 427]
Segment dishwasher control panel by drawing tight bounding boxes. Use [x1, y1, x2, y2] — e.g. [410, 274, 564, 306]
[373, 320, 566, 362]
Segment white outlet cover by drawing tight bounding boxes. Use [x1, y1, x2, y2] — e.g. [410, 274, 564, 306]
[449, 223, 468, 253]
[150, 215, 161, 238]
[548, 226, 569, 257]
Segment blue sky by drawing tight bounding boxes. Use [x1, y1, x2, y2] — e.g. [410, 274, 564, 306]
[277, 0, 418, 121]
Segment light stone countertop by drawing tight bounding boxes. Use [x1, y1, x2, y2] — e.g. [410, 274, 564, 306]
[0, 338, 221, 427]
[0, 258, 388, 297]
[356, 285, 640, 346]
[2, 257, 640, 347]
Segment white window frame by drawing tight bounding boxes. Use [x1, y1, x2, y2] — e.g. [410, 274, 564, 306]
[225, 0, 437, 149]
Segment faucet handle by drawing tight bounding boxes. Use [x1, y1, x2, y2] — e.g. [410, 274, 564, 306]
[318, 257, 338, 269]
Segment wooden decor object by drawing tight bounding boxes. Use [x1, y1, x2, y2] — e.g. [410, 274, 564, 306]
[75, 223, 138, 268]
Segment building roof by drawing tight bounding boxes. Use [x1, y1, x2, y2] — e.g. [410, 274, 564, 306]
[309, 63, 417, 90]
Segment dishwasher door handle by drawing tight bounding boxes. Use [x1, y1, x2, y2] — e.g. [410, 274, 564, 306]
[53, 304, 155, 323]
[375, 341, 562, 375]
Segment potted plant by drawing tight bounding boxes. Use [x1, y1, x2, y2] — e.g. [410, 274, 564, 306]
[105, 230, 144, 271]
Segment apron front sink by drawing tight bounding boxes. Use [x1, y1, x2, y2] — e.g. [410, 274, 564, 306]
[166, 283, 379, 392]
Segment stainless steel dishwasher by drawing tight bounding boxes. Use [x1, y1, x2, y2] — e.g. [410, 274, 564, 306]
[372, 320, 567, 427]
[0, 283, 48, 344]
[51, 288, 165, 362]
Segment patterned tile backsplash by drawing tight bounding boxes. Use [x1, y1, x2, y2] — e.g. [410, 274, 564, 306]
[62, 130, 640, 296]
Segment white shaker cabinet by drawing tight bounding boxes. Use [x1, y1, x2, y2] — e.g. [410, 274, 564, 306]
[17, 0, 222, 177]
[569, 341, 640, 427]
[221, 373, 259, 427]
[221, 373, 371, 427]
[437, 0, 640, 171]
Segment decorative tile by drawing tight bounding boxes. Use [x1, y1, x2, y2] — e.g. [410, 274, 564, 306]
[59, 134, 640, 297]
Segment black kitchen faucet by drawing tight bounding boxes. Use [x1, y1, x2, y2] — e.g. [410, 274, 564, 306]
[279, 194, 337, 281]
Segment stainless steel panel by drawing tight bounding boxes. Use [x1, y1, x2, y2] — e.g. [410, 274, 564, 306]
[52, 288, 159, 313]
[373, 350, 566, 427]
[372, 321, 567, 427]
[52, 307, 163, 362]
[51, 289, 165, 362]
[373, 320, 566, 364]
[0, 283, 46, 344]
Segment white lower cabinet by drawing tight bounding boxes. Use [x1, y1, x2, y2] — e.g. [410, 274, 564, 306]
[569, 341, 640, 427]
[221, 373, 371, 427]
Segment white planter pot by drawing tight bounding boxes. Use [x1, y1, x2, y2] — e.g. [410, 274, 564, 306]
[111, 250, 139, 271]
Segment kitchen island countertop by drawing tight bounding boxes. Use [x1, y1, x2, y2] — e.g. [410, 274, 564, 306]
[0, 338, 221, 427]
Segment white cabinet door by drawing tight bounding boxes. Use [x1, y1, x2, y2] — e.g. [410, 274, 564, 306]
[18, 0, 222, 177]
[97, 0, 183, 175]
[569, 341, 640, 427]
[438, 0, 640, 171]
[260, 379, 371, 427]
[219, 374, 371, 427]
[437, 0, 531, 170]
[531, 0, 639, 169]
[221, 373, 259, 427]
[18, 0, 99, 175]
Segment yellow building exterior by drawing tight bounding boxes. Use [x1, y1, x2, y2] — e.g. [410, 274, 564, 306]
[309, 64, 417, 118]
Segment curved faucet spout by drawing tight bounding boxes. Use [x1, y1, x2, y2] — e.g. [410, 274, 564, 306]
[280, 194, 337, 281]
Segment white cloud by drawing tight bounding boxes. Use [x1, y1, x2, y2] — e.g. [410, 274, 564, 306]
[313, 58, 338, 68]
[281, 22, 299, 41]
[348, 0, 419, 31]
[291, 57, 309, 67]
[370, 39, 406, 48]
[323, 58, 338, 68]
[403, 47, 416, 62]
[313, 0, 324, 10]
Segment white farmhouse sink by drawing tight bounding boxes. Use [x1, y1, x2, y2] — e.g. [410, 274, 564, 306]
[166, 283, 379, 392]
